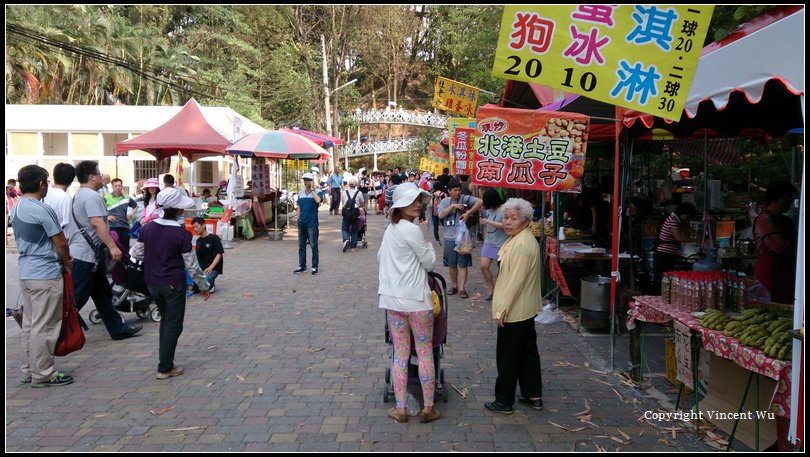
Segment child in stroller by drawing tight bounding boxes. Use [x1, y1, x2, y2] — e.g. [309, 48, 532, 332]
[88, 232, 161, 324]
[357, 209, 368, 249]
[383, 271, 449, 405]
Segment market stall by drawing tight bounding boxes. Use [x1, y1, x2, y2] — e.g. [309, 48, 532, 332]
[498, 5, 804, 449]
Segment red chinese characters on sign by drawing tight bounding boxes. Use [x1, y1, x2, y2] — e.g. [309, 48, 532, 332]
[452, 127, 475, 176]
[509, 12, 555, 53]
[472, 106, 589, 192]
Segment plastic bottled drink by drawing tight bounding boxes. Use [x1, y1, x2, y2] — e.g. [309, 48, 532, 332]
[661, 273, 671, 304]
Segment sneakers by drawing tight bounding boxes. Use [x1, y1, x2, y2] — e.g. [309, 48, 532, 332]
[517, 396, 543, 410]
[20, 375, 31, 384]
[387, 407, 408, 423]
[32, 371, 74, 388]
[208, 286, 216, 294]
[484, 401, 514, 415]
[311, 267, 318, 275]
[185, 290, 194, 298]
[342, 240, 350, 252]
[293, 266, 307, 274]
[113, 325, 143, 341]
[156, 366, 184, 380]
[484, 292, 493, 301]
[418, 408, 441, 423]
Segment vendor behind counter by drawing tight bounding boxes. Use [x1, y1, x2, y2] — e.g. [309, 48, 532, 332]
[651, 202, 698, 294]
[562, 186, 610, 248]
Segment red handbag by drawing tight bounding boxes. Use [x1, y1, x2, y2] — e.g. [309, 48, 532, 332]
[55, 271, 85, 356]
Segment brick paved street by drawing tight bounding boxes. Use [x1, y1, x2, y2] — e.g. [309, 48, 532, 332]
[5, 207, 714, 452]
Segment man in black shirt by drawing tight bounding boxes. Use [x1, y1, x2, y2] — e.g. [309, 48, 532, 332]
[436, 168, 451, 191]
[191, 217, 224, 293]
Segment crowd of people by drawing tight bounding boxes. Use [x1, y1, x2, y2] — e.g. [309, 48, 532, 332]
[8, 161, 220, 386]
[8, 159, 797, 425]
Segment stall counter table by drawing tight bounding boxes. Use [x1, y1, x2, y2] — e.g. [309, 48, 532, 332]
[627, 295, 792, 419]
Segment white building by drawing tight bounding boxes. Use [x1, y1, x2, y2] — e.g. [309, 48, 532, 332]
[4, 104, 268, 196]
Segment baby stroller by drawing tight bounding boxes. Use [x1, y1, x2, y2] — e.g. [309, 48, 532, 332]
[89, 233, 161, 324]
[357, 210, 368, 249]
[383, 271, 449, 403]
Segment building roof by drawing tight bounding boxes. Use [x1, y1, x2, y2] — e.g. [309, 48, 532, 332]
[4, 103, 266, 139]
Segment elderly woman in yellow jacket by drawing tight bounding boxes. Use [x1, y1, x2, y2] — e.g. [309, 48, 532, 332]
[484, 198, 543, 415]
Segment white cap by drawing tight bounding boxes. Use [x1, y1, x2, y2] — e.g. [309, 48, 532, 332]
[302, 172, 315, 181]
[156, 187, 195, 210]
[391, 183, 429, 209]
[348, 176, 359, 186]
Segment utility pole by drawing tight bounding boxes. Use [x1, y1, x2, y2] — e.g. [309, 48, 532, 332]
[321, 34, 357, 173]
[321, 34, 334, 172]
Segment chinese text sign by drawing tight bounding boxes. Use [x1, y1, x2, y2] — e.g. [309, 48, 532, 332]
[448, 117, 477, 176]
[493, 5, 714, 121]
[432, 76, 480, 117]
[472, 105, 589, 192]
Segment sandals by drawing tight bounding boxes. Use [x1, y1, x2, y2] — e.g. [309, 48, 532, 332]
[418, 408, 441, 423]
[459, 290, 469, 299]
[387, 407, 408, 423]
[446, 287, 459, 296]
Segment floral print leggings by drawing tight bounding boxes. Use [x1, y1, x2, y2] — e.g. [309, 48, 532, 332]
[387, 309, 435, 409]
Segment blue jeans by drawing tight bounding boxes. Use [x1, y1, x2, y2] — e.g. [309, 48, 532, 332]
[71, 258, 130, 339]
[298, 223, 319, 268]
[341, 218, 359, 248]
[147, 283, 186, 373]
[432, 214, 441, 241]
[192, 270, 220, 292]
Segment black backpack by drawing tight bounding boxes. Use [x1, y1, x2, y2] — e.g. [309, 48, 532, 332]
[342, 190, 360, 223]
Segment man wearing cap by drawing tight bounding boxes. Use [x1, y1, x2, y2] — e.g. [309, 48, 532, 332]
[293, 173, 324, 275]
[131, 187, 210, 380]
[67, 160, 142, 340]
[437, 179, 483, 299]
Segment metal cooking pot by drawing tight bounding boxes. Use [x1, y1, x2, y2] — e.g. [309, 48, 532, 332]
[580, 276, 611, 313]
[737, 239, 756, 256]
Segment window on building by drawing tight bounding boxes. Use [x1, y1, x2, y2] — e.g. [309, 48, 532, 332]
[134, 160, 159, 182]
[43, 132, 69, 156]
[198, 160, 215, 184]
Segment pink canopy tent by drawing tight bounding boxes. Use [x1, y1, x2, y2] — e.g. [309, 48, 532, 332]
[115, 98, 232, 162]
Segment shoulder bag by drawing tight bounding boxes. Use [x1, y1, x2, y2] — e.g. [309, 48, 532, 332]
[54, 271, 85, 356]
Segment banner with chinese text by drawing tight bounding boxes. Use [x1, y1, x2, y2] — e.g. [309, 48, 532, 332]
[432, 77, 480, 117]
[283, 159, 310, 171]
[448, 117, 477, 176]
[472, 105, 589, 192]
[426, 143, 450, 176]
[452, 128, 476, 176]
[493, 5, 714, 121]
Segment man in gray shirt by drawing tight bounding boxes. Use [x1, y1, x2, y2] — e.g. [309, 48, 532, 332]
[437, 179, 483, 299]
[67, 160, 141, 340]
[10, 165, 74, 387]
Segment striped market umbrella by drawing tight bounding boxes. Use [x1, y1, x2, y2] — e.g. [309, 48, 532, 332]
[278, 127, 343, 148]
[227, 130, 330, 160]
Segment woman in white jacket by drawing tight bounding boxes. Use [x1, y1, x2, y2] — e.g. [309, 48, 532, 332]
[378, 184, 440, 424]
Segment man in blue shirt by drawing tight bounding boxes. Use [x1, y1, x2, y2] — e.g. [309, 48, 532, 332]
[294, 173, 324, 275]
[329, 168, 343, 216]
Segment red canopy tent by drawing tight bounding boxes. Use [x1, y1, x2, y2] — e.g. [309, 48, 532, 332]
[115, 98, 233, 162]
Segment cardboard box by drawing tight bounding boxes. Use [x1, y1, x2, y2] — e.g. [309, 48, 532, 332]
[698, 353, 777, 450]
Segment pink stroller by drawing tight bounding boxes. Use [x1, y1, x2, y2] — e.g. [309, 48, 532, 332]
[357, 210, 368, 249]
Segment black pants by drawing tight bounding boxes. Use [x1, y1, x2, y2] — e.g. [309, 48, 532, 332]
[495, 316, 543, 406]
[148, 283, 186, 373]
[330, 188, 341, 214]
